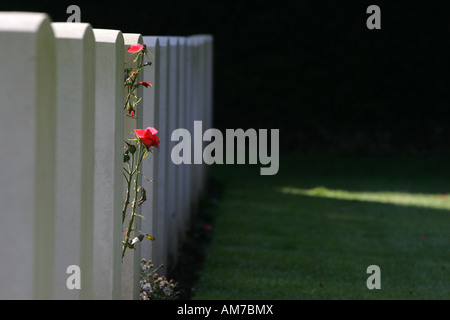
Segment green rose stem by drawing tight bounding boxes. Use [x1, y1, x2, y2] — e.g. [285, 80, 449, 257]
[124, 51, 146, 113]
[122, 45, 154, 261]
[122, 138, 145, 261]
[122, 153, 133, 224]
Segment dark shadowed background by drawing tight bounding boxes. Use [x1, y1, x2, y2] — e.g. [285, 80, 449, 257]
[2, 0, 449, 154]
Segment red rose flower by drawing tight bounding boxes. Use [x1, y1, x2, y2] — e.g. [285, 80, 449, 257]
[134, 127, 160, 148]
[127, 44, 144, 53]
[138, 81, 152, 88]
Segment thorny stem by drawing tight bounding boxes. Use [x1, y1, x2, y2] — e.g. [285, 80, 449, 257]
[122, 141, 145, 261]
[121, 45, 152, 261]
[124, 50, 146, 112]
[122, 147, 135, 224]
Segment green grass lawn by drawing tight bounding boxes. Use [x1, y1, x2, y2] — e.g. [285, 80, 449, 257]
[192, 155, 450, 299]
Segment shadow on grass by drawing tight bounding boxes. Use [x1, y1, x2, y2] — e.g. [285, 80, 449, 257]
[190, 155, 450, 299]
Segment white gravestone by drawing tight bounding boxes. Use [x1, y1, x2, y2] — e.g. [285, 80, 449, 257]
[51, 22, 96, 300]
[196, 36, 207, 194]
[205, 35, 214, 136]
[92, 28, 125, 300]
[167, 36, 179, 268]
[187, 36, 202, 215]
[184, 36, 195, 222]
[176, 37, 189, 238]
[141, 36, 159, 265]
[199, 35, 214, 191]
[153, 36, 169, 275]
[0, 12, 57, 300]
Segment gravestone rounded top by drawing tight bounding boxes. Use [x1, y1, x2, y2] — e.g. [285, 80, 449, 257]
[93, 29, 123, 44]
[143, 36, 159, 48]
[51, 22, 93, 39]
[193, 34, 213, 41]
[123, 33, 143, 45]
[187, 35, 203, 46]
[0, 12, 50, 32]
[158, 36, 169, 47]
[168, 36, 180, 46]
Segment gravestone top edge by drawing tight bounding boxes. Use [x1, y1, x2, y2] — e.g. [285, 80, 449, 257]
[192, 34, 213, 40]
[123, 33, 143, 45]
[0, 12, 51, 32]
[93, 28, 123, 44]
[143, 36, 159, 47]
[51, 22, 93, 39]
[168, 36, 179, 46]
[156, 36, 169, 46]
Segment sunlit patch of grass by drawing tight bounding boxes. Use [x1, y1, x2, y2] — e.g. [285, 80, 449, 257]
[279, 186, 450, 211]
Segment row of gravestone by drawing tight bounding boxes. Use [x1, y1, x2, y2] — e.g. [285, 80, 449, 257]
[0, 12, 213, 299]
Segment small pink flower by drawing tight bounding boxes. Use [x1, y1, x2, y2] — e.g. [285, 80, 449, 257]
[419, 235, 426, 241]
[138, 81, 152, 88]
[127, 43, 144, 53]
